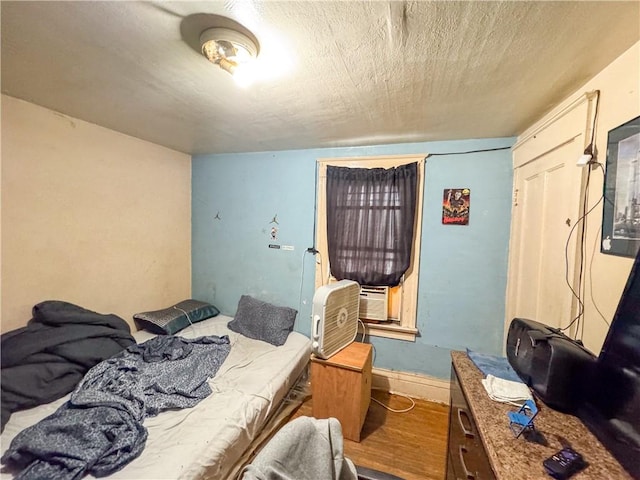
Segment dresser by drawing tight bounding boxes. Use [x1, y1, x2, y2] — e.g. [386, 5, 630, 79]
[448, 359, 495, 479]
[311, 342, 372, 442]
[447, 351, 631, 480]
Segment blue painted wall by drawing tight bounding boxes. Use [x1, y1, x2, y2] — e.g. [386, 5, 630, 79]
[192, 138, 514, 379]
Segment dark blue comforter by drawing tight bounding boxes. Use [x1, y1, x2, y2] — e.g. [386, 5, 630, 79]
[1, 335, 231, 480]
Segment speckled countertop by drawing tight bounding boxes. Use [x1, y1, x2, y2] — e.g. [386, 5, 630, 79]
[451, 351, 632, 480]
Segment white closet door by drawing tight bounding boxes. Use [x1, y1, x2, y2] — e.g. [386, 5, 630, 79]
[506, 137, 586, 335]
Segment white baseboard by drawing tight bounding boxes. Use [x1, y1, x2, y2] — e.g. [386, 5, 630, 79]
[372, 367, 450, 405]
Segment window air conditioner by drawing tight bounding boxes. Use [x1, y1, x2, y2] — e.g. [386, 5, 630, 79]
[359, 286, 389, 322]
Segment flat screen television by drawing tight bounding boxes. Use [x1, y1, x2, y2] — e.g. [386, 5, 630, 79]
[578, 248, 640, 479]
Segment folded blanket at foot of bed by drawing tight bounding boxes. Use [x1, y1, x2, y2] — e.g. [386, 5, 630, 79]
[1, 335, 231, 480]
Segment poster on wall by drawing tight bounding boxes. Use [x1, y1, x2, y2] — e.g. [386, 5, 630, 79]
[601, 115, 640, 258]
[442, 188, 470, 225]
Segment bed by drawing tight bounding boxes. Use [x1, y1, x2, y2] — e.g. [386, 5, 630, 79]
[0, 314, 312, 480]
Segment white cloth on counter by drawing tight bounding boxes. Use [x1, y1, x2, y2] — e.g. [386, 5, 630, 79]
[481, 374, 533, 406]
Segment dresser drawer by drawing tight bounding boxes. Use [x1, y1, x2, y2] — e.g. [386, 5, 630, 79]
[447, 364, 496, 480]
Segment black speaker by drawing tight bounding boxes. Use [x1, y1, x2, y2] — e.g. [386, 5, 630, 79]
[506, 318, 596, 413]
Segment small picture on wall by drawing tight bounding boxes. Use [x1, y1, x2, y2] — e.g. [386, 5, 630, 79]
[442, 188, 470, 225]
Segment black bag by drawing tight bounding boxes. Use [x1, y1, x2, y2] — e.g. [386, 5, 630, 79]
[506, 318, 596, 413]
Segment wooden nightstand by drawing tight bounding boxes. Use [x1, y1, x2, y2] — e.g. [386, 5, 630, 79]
[310, 342, 372, 442]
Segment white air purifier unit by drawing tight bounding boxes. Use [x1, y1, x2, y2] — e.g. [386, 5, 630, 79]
[359, 286, 389, 322]
[311, 279, 360, 359]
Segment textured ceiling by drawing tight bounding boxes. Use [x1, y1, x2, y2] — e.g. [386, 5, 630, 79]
[2, 1, 639, 155]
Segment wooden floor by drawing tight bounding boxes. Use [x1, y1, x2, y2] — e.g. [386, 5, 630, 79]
[289, 390, 450, 480]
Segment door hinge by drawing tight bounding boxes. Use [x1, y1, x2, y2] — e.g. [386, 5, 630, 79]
[513, 188, 519, 207]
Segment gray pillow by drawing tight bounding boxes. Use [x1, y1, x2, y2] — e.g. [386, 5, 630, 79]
[133, 299, 219, 335]
[227, 295, 297, 346]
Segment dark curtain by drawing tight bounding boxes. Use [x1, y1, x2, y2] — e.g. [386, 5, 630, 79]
[326, 162, 418, 287]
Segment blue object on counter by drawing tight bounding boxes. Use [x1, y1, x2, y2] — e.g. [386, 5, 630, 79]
[467, 348, 523, 383]
[508, 399, 538, 438]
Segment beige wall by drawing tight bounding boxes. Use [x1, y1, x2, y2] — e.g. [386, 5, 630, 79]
[1, 95, 192, 332]
[514, 41, 640, 353]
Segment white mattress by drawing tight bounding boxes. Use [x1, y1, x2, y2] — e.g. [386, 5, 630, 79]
[0, 315, 311, 480]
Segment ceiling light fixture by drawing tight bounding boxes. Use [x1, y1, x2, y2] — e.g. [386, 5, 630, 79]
[200, 26, 259, 85]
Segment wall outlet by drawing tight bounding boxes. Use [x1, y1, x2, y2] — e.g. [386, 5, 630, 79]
[577, 153, 592, 166]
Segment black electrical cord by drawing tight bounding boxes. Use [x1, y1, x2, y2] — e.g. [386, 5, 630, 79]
[561, 165, 605, 334]
[577, 161, 592, 337]
[586, 90, 601, 157]
[588, 163, 611, 328]
[560, 90, 601, 338]
[307, 162, 319, 254]
[426, 146, 511, 156]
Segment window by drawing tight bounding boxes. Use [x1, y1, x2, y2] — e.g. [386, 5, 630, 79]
[326, 162, 417, 286]
[315, 154, 425, 341]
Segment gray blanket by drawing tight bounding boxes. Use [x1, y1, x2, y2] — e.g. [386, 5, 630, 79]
[241, 416, 358, 480]
[2, 335, 231, 480]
